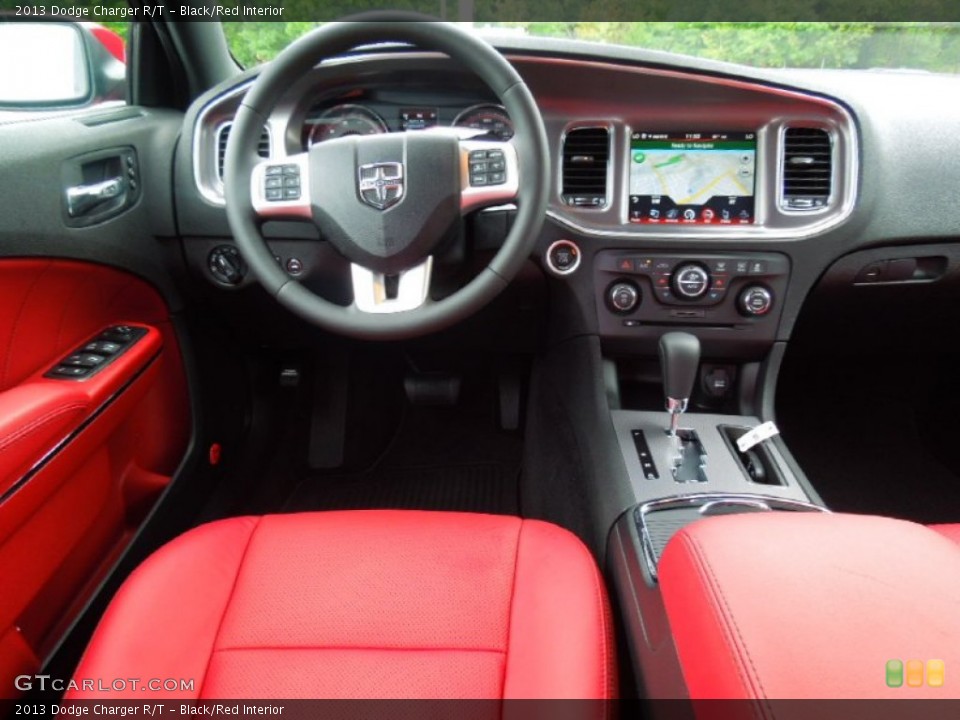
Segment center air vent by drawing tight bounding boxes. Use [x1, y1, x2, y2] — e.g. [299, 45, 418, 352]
[561, 127, 610, 208]
[781, 127, 832, 210]
[217, 122, 271, 180]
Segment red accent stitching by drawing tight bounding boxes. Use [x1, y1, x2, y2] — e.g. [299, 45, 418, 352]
[0, 402, 87, 453]
[679, 530, 774, 718]
[197, 517, 262, 699]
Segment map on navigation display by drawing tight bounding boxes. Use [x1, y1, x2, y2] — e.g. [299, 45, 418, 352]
[628, 132, 757, 225]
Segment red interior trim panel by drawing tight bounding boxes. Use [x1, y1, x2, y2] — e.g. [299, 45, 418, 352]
[0, 260, 190, 698]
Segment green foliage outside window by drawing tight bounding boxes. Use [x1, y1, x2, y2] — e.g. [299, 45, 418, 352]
[222, 22, 960, 73]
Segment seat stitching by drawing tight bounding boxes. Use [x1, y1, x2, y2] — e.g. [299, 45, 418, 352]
[584, 541, 611, 702]
[197, 517, 262, 699]
[499, 518, 524, 704]
[213, 645, 506, 654]
[679, 531, 773, 719]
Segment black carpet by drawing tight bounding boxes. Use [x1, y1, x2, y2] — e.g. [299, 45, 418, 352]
[777, 358, 960, 524]
[283, 373, 523, 516]
[285, 462, 518, 514]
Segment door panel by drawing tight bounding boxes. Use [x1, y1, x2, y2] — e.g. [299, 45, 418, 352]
[0, 259, 190, 695]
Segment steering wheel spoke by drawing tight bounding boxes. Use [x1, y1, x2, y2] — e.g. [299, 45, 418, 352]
[459, 138, 520, 213]
[351, 257, 433, 314]
[250, 152, 312, 221]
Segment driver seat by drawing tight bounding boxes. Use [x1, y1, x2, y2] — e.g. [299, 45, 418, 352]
[65, 510, 615, 699]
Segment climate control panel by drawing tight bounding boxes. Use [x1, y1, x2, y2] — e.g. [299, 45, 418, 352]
[594, 251, 790, 355]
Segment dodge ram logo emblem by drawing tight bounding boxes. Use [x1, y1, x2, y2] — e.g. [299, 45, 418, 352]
[358, 162, 404, 210]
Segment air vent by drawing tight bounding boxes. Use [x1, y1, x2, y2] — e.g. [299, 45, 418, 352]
[217, 122, 271, 180]
[561, 127, 610, 208]
[781, 127, 832, 210]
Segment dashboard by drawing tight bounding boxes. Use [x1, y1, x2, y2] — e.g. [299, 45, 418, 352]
[191, 53, 856, 240]
[174, 41, 883, 357]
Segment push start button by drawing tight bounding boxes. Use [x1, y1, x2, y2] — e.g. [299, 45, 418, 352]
[545, 239, 582, 276]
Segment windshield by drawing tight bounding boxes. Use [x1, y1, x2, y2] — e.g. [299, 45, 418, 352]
[224, 22, 960, 73]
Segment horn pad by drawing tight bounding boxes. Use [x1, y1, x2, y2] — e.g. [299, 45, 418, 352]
[307, 133, 461, 274]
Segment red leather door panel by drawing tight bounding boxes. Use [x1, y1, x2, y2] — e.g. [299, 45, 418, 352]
[0, 259, 190, 697]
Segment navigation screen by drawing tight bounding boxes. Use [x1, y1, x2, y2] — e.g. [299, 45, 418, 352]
[628, 131, 757, 225]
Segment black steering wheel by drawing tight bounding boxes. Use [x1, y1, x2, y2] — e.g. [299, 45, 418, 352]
[223, 21, 550, 340]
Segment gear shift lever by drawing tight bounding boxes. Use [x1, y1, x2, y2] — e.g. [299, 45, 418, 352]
[659, 332, 701, 441]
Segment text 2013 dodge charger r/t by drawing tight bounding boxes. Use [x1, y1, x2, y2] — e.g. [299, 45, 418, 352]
[0, 15, 959, 714]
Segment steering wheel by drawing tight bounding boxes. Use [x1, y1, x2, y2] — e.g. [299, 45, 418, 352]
[223, 21, 550, 340]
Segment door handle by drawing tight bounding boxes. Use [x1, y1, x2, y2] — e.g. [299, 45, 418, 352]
[66, 177, 125, 218]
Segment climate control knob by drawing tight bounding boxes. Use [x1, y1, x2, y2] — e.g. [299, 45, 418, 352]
[739, 285, 774, 316]
[671, 264, 711, 299]
[608, 281, 641, 314]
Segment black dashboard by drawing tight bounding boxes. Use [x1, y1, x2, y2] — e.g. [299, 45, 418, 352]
[163, 37, 960, 357]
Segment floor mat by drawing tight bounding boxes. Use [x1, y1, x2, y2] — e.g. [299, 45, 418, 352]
[282, 371, 524, 516]
[285, 462, 519, 514]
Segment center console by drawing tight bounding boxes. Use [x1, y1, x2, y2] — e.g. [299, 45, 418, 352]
[600, 326, 828, 700]
[591, 250, 790, 353]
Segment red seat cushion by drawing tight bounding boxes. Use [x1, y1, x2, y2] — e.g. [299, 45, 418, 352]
[66, 510, 615, 700]
[659, 513, 960, 699]
[930, 523, 960, 546]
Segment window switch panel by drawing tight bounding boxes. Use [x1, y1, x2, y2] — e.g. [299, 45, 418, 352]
[45, 325, 148, 381]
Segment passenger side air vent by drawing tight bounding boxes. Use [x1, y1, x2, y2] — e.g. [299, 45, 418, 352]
[561, 127, 610, 208]
[781, 127, 832, 210]
[217, 122, 271, 180]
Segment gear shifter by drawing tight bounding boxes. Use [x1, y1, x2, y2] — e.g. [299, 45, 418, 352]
[659, 331, 701, 442]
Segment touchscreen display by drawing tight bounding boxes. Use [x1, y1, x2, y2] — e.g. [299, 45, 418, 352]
[628, 132, 757, 225]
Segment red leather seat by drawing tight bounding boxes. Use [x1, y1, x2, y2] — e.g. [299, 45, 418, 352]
[67, 510, 615, 699]
[659, 513, 960, 699]
[930, 523, 960, 546]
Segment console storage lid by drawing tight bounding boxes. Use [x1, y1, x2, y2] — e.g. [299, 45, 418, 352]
[659, 513, 960, 699]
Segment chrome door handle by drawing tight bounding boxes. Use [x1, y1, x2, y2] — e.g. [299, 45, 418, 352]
[66, 177, 124, 217]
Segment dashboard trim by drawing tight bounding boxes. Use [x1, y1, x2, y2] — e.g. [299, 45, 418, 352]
[189, 49, 860, 242]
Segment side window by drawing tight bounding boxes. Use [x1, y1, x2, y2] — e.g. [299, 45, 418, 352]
[0, 21, 127, 118]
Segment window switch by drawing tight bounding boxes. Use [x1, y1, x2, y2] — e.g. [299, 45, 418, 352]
[84, 341, 122, 355]
[51, 365, 90, 378]
[64, 353, 107, 368]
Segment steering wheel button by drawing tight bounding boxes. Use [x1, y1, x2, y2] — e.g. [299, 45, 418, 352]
[283, 188, 301, 200]
[265, 177, 283, 189]
[470, 174, 489, 186]
[470, 161, 488, 173]
[265, 166, 282, 176]
[468, 150, 489, 161]
[488, 159, 506, 172]
[266, 188, 283, 201]
[282, 165, 300, 176]
[282, 176, 300, 188]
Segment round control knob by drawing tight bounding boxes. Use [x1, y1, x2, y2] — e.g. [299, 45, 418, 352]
[208, 245, 247, 286]
[739, 285, 774, 316]
[608, 281, 641, 314]
[672, 264, 711, 299]
[544, 239, 581, 276]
